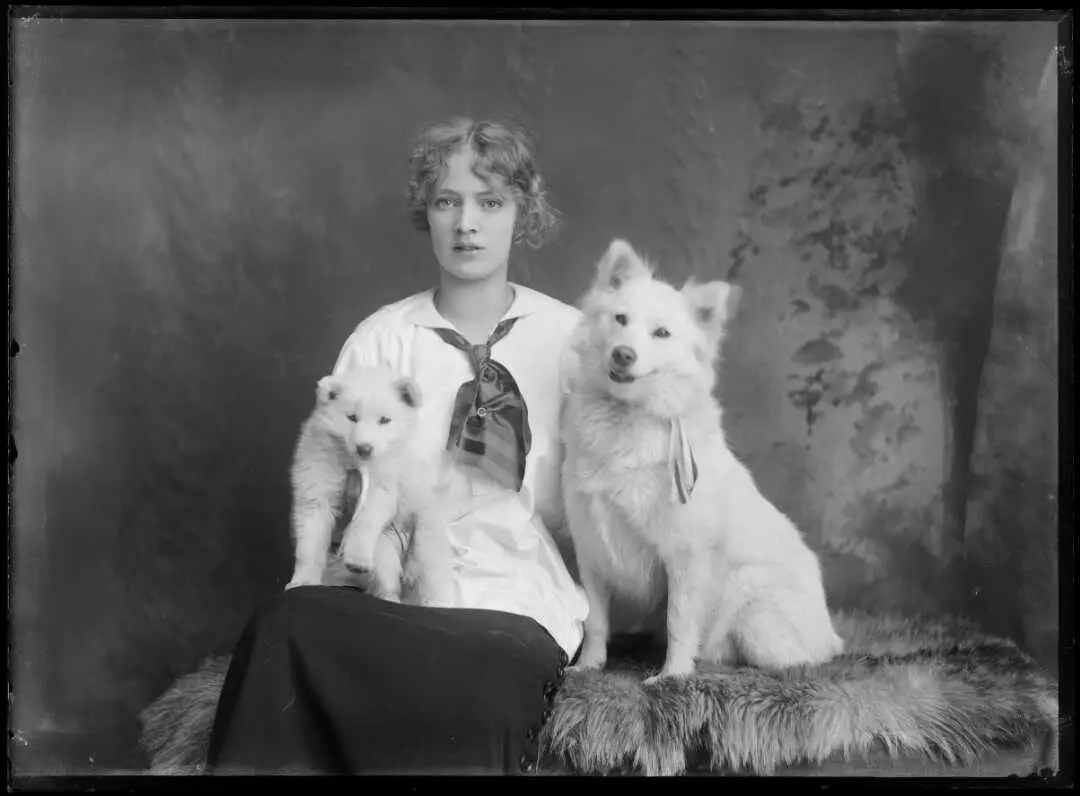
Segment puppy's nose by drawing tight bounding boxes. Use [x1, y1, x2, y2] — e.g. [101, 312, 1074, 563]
[611, 346, 637, 368]
[356, 443, 373, 459]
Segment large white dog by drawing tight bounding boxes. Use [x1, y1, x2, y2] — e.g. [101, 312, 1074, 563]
[561, 239, 844, 682]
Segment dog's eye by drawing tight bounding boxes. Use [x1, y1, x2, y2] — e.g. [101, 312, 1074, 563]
[653, 327, 671, 339]
[378, 416, 392, 425]
[347, 413, 358, 423]
[614, 313, 628, 326]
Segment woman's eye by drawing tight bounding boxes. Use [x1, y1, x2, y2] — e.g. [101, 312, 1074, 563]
[653, 327, 671, 339]
[347, 413, 358, 423]
[484, 198, 503, 210]
[433, 197, 455, 209]
[378, 417, 392, 425]
[614, 313, 628, 326]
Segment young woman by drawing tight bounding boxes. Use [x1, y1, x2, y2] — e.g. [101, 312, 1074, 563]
[205, 118, 590, 776]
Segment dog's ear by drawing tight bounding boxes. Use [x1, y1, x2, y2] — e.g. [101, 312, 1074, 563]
[682, 280, 741, 337]
[317, 375, 343, 403]
[395, 376, 422, 409]
[594, 238, 651, 291]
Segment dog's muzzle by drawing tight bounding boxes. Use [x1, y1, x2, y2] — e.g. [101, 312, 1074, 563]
[609, 346, 638, 383]
[611, 345, 636, 368]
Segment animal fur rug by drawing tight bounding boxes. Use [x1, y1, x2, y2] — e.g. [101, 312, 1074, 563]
[140, 610, 1060, 776]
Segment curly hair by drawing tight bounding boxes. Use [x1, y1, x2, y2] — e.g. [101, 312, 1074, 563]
[405, 117, 561, 249]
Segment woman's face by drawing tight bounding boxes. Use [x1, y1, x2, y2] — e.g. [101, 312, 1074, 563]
[427, 148, 518, 285]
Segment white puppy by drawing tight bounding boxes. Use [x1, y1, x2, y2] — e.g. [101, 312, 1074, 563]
[286, 366, 460, 606]
[561, 239, 844, 682]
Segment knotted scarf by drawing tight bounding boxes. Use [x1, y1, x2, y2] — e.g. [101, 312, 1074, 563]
[430, 317, 531, 491]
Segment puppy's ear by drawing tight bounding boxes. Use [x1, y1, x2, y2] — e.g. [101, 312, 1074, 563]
[594, 238, 651, 291]
[682, 280, 740, 339]
[395, 376, 422, 409]
[317, 375, 342, 403]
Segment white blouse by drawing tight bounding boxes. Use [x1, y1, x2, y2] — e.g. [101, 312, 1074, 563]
[331, 284, 589, 659]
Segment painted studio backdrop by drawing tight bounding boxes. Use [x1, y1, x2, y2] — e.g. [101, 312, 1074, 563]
[12, 19, 1060, 773]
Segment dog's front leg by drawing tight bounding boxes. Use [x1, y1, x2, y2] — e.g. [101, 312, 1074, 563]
[370, 529, 405, 603]
[287, 476, 344, 590]
[340, 482, 398, 575]
[570, 561, 613, 671]
[646, 548, 711, 683]
[287, 501, 337, 589]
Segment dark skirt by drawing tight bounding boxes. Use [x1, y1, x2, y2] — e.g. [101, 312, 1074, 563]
[205, 585, 571, 776]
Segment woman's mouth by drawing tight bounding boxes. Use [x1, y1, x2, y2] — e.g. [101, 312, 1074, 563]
[454, 243, 484, 253]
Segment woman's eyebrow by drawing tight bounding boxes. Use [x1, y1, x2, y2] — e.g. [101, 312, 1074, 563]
[435, 187, 504, 198]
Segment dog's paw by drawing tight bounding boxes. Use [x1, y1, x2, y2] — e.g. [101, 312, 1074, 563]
[569, 660, 606, 673]
[285, 574, 322, 591]
[569, 642, 609, 673]
[339, 539, 378, 575]
[342, 560, 375, 577]
[372, 587, 402, 604]
[643, 666, 694, 685]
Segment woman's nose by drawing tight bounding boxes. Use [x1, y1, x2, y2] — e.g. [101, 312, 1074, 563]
[455, 202, 479, 233]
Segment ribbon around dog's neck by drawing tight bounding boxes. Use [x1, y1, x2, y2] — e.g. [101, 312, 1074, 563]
[670, 418, 699, 504]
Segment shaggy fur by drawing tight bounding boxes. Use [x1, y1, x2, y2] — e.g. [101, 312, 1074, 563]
[139, 610, 1060, 776]
[139, 655, 232, 775]
[561, 239, 843, 682]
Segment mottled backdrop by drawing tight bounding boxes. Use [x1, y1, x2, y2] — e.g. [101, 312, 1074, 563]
[10, 17, 1061, 773]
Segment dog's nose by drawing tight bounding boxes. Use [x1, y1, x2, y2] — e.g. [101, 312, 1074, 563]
[356, 443, 373, 459]
[611, 346, 637, 368]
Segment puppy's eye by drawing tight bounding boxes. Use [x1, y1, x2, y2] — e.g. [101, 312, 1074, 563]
[614, 313, 628, 326]
[347, 413, 358, 423]
[378, 417, 392, 425]
[653, 327, 671, 339]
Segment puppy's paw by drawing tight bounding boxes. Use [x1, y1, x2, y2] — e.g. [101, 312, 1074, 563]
[339, 535, 378, 575]
[372, 586, 402, 604]
[285, 573, 322, 591]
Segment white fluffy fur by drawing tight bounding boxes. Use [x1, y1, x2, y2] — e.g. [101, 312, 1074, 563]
[561, 239, 844, 682]
[287, 366, 461, 605]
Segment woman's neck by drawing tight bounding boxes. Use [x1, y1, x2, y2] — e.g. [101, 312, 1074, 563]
[434, 276, 516, 344]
